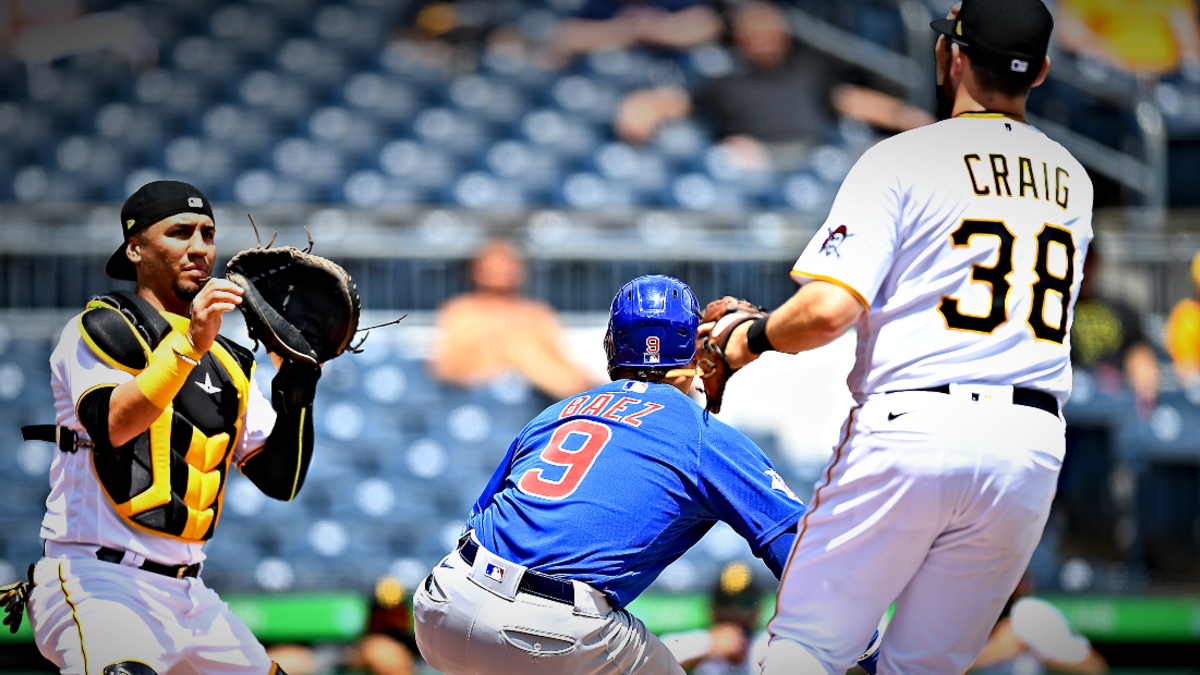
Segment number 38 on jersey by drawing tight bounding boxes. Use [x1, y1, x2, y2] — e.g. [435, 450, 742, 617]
[938, 218, 1077, 345]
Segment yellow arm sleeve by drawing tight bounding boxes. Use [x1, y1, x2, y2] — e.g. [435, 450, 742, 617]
[136, 331, 203, 409]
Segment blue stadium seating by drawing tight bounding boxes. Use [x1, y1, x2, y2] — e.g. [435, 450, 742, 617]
[11, 0, 1193, 209]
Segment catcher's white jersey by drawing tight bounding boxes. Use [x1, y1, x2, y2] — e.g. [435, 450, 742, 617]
[42, 315, 275, 566]
[793, 113, 1093, 405]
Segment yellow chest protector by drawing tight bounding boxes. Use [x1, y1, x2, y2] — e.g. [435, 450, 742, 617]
[79, 291, 256, 542]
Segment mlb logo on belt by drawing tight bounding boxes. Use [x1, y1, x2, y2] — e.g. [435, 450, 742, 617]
[485, 563, 504, 582]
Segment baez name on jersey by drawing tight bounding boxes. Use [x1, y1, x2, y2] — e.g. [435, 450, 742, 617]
[559, 393, 664, 428]
[963, 152, 1069, 209]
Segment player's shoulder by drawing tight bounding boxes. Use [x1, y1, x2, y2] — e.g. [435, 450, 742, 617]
[842, 121, 954, 175]
[867, 119, 949, 155]
[76, 298, 153, 372]
[1022, 121, 1090, 173]
[52, 311, 87, 359]
[697, 409, 764, 453]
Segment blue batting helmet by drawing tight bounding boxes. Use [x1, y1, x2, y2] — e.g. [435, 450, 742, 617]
[605, 275, 700, 378]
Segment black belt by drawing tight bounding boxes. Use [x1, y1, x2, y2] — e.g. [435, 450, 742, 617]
[902, 385, 1058, 416]
[21, 425, 92, 453]
[96, 547, 201, 579]
[458, 538, 575, 606]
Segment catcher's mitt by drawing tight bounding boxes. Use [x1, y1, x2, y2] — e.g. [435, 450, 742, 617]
[225, 220, 361, 365]
[696, 296, 767, 414]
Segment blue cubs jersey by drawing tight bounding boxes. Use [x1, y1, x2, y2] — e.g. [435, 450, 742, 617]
[466, 379, 805, 609]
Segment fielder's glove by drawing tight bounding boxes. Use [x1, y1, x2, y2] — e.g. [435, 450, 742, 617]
[225, 230, 361, 366]
[696, 296, 768, 414]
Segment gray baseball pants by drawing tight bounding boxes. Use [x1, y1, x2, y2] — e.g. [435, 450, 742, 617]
[413, 535, 685, 675]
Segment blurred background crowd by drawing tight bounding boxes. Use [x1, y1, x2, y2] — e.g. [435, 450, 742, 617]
[2, 0, 1200, 672]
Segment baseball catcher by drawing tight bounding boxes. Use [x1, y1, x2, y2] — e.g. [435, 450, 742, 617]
[8, 182, 360, 674]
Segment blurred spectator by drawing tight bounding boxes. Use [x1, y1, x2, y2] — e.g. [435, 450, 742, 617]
[614, 1, 933, 170]
[1, 0, 156, 70]
[430, 239, 596, 400]
[267, 577, 415, 675]
[1165, 249, 1200, 388]
[970, 574, 1108, 674]
[548, 0, 723, 67]
[408, 0, 513, 45]
[1056, 0, 1200, 77]
[662, 561, 876, 675]
[1070, 248, 1160, 417]
[661, 561, 767, 675]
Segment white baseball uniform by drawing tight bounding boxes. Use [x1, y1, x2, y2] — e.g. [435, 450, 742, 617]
[762, 112, 1093, 674]
[27, 310, 279, 675]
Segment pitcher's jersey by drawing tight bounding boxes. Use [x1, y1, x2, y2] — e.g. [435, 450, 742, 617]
[466, 380, 805, 609]
[792, 113, 1094, 405]
[43, 315, 276, 566]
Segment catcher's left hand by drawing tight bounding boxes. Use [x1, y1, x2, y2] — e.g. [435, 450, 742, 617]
[224, 224, 361, 366]
[695, 296, 768, 414]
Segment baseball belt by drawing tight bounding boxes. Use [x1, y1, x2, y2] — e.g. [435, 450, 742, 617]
[899, 385, 1058, 416]
[96, 547, 201, 579]
[21, 425, 93, 453]
[458, 537, 576, 606]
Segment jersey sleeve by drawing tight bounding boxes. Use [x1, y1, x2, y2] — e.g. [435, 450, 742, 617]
[693, 420, 805, 552]
[53, 319, 134, 425]
[232, 363, 278, 465]
[472, 434, 521, 516]
[791, 142, 902, 310]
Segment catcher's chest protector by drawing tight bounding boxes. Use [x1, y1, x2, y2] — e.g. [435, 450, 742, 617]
[78, 291, 255, 542]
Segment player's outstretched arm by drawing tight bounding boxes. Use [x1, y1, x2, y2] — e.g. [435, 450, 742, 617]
[721, 281, 864, 370]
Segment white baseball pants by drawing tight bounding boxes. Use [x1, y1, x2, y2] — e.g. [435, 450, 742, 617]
[27, 556, 275, 675]
[414, 537, 685, 675]
[762, 389, 1064, 675]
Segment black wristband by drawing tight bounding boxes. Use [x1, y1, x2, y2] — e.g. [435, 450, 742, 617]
[746, 316, 775, 354]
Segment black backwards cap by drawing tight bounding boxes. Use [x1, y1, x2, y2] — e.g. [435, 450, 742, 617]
[106, 180, 214, 281]
[931, 0, 1053, 77]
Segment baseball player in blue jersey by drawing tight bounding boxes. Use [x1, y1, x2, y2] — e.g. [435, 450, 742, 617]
[412, 275, 879, 675]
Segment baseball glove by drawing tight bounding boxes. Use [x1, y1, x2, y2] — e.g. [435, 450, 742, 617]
[225, 221, 361, 365]
[0, 570, 32, 634]
[696, 296, 768, 414]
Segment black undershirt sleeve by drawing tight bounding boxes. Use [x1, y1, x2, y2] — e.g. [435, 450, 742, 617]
[77, 386, 117, 453]
[240, 360, 321, 501]
[240, 404, 314, 502]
